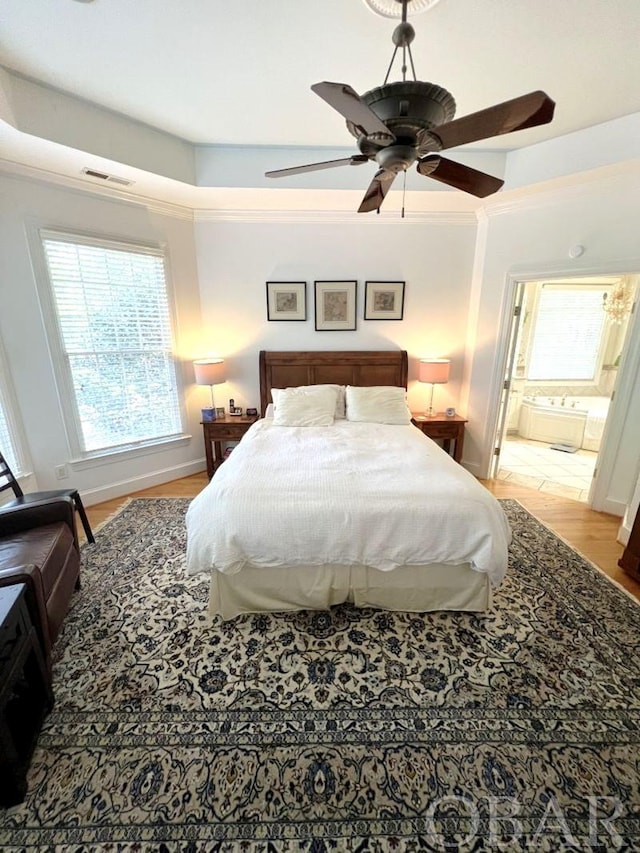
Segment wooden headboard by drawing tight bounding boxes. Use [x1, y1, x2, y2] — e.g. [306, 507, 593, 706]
[259, 350, 408, 415]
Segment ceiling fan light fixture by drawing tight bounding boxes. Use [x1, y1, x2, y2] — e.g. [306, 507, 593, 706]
[266, 0, 554, 213]
[361, 0, 442, 18]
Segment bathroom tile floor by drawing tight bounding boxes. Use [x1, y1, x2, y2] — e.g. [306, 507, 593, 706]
[497, 436, 597, 503]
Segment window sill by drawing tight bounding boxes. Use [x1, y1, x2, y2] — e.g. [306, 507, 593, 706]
[69, 434, 193, 471]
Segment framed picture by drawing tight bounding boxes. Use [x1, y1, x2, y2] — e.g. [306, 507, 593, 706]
[266, 281, 306, 321]
[364, 281, 405, 320]
[314, 280, 357, 331]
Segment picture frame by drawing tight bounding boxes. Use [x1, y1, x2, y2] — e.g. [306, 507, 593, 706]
[215, 407, 226, 419]
[266, 281, 306, 321]
[364, 281, 405, 320]
[314, 280, 357, 331]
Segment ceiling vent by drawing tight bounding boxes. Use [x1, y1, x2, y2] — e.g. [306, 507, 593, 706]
[81, 167, 134, 187]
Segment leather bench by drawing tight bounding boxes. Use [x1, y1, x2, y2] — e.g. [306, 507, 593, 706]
[0, 496, 81, 670]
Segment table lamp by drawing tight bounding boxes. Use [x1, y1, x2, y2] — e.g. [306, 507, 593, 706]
[419, 358, 450, 416]
[193, 359, 226, 420]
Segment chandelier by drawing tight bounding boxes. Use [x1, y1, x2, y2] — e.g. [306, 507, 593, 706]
[602, 281, 633, 324]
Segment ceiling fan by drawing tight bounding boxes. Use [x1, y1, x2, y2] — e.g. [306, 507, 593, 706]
[265, 0, 555, 213]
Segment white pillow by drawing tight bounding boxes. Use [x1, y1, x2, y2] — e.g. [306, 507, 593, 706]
[273, 386, 338, 427]
[271, 384, 346, 419]
[345, 385, 411, 424]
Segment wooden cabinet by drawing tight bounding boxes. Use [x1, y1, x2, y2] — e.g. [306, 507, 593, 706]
[619, 504, 640, 581]
[412, 412, 467, 463]
[201, 414, 259, 478]
[0, 583, 54, 806]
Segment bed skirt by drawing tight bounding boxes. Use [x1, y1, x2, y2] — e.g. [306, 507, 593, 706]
[208, 561, 491, 621]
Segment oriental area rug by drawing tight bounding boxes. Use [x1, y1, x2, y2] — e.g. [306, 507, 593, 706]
[0, 498, 639, 851]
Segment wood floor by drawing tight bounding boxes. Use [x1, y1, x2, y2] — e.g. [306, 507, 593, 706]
[84, 471, 640, 602]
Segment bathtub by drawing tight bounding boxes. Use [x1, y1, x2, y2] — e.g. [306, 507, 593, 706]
[518, 396, 610, 452]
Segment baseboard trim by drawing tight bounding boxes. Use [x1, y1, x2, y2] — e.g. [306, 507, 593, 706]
[81, 459, 206, 506]
[596, 497, 626, 519]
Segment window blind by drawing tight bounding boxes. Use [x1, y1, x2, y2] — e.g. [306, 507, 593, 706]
[0, 349, 20, 474]
[41, 236, 183, 454]
[0, 399, 18, 472]
[528, 287, 607, 381]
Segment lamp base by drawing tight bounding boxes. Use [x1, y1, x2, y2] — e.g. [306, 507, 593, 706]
[425, 384, 435, 418]
[201, 407, 216, 423]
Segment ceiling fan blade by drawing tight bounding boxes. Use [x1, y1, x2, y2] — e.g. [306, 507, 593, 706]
[417, 155, 504, 198]
[265, 155, 369, 178]
[311, 82, 395, 140]
[430, 91, 555, 150]
[358, 169, 397, 213]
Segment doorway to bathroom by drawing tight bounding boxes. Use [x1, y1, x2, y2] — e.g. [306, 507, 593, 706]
[493, 274, 638, 503]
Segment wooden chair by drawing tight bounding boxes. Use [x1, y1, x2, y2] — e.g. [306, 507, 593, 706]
[0, 450, 95, 544]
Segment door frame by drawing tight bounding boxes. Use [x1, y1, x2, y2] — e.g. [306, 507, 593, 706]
[490, 263, 639, 513]
[490, 281, 525, 479]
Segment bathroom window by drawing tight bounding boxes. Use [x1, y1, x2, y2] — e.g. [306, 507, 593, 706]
[527, 286, 608, 381]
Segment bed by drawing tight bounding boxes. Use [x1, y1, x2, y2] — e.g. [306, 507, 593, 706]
[186, 350, 511, 620]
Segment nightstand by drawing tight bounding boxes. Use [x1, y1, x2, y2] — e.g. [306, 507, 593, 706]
[201, 414, 259, 478]
[412, 412, 467, 463]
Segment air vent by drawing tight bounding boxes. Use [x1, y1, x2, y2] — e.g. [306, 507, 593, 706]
[81, 167, 134, 187]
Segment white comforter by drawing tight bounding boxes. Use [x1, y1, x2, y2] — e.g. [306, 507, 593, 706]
[186, 420, 511, 586]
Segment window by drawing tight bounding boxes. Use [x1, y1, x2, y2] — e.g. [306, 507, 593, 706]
[41, 232, 183, 456]
[527, 286, 608, 381]
[0, 343, 23, 474]
[0, 396, 19, 472]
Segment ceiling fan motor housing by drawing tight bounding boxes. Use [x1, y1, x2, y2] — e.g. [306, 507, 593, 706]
[348, 81, 456, 162]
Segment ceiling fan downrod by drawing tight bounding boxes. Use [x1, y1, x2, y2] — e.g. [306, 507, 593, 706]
[383, 0, 417, 84]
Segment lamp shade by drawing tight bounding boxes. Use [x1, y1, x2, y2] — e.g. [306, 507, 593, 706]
[193, 359, 226, 386]
[419, 359, 450, 384]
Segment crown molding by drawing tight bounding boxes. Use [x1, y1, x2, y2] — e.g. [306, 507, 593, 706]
[0, 158, 194, 221]
[481, 159, 640, 218]
[3, 152, 639, 227]
[0, 158, 477, 224]
[193, 208, 477, 225]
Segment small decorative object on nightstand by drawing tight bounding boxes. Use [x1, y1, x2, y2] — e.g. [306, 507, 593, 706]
[412, 412, 467, 463]
[201, 413, 259, 478]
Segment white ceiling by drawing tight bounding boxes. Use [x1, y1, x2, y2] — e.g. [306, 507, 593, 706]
[2, 0, 640, 153]
[0, 0, 640, 209]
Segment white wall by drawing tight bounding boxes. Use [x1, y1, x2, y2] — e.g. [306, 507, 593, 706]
[2, 157, 640, 523]
[463, 164, 640, 517]
[0, 172, 206, 504]
[192, 213, 478, 414]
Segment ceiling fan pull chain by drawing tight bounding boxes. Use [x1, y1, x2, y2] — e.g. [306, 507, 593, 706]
[401, 168, 407, 218]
